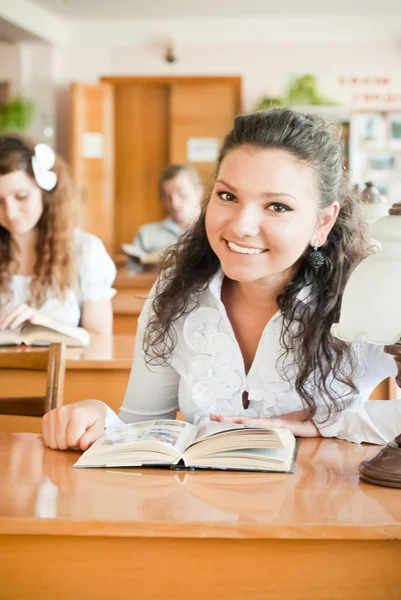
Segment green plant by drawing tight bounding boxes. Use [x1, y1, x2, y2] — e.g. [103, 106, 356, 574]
[254, 73, 337, 112]
[0, 96, 34, 132]
[254, 96, 284, 110]
[287, 74, 337, 106]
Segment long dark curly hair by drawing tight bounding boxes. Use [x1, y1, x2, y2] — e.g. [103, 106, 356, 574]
[0, 134, 77, 309]
[144, 108, 371, 423]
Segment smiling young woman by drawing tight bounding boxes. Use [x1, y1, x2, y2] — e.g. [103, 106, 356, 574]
[42, 108, 401, 452]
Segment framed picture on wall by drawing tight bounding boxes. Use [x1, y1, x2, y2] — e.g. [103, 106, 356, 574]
[390, 114, 401, 149]
[357, 113, 387, 149]
[368, 153, 395, 171]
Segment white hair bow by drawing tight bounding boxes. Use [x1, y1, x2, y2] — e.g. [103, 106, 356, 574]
[31, 143, 57, 191]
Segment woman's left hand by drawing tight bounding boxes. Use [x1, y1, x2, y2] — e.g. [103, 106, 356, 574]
[210, 410, 321, 438]
[0, 304, 41, 330]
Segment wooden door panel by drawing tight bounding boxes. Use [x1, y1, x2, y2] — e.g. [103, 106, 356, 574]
[70, 83, 114, 251]
[114, 84, 169, 252]
[169, 82, 240, 186]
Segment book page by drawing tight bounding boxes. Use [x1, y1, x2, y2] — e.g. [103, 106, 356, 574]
[121, 243, 147, 260]
[191, 420, 270, 445]
[0, 326, 22, 345]
[89, 420, 197, 455]
[22, 319, 90, 347]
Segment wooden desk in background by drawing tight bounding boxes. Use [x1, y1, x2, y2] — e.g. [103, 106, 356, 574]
[1, 433, 400, 600]
[0, 335, 135, 433]
[112, 268, 157, 334]
[112, 293, 146, 335]
[114, 267, 157, 294]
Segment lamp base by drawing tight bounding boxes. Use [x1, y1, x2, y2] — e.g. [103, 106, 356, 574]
[359, 438, 401, 488]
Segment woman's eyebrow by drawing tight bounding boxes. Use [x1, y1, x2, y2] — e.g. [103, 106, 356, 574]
[216, 179, 297, 202]
[216, 178, 237, 191]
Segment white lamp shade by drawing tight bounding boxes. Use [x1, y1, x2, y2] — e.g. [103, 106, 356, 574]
[331, 214, 401, 345]
[363, 202, 389, 228]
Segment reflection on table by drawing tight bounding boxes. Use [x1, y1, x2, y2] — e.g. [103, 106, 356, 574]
[1, 434, 400, 535]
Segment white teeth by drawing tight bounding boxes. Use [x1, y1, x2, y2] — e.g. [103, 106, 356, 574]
[227, 241, 264, 255]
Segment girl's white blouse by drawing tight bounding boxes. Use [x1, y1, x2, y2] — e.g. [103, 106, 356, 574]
[105, 269, 401, 445]
[1, 230, 116, 327]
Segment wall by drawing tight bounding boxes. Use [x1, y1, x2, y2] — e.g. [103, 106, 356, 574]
[19, 43, 58, 144]
[65, 16, 401, 111]
[8, 15, 401, 155]
[106, 42, 401, 110]
[0, 41, 21, 94]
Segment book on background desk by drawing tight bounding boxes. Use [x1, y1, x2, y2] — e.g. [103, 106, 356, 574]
[0, 314, 90, 347]
[121, 243, 146, 260]
[73, 419, 297, 472]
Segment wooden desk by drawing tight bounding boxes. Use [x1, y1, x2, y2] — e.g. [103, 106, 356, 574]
[0, 434, 400, 599]
[112, 293, 146, 335]
[114, 267, 157, 294]
[0, 335, 134, 433]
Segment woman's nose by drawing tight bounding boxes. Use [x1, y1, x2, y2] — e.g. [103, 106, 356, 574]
[4, 199, 19, 221]
[231, 205, 261, 238]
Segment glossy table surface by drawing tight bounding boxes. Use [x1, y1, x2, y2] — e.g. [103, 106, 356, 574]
[1, 433, 400, 540]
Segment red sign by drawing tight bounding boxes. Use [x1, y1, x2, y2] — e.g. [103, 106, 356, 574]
[338, 76, 390, 86]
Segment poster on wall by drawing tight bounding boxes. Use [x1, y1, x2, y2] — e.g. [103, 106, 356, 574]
[82, 132, 104, 159]
[187, 138, 219, 163]
[320, 74, 401, 111]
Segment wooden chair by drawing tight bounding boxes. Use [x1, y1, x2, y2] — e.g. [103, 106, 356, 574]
[0, 344, 66, 417]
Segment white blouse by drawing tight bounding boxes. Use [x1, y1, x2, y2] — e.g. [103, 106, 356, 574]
[105, 269, 401, 445]
[2, 229, 116, 327]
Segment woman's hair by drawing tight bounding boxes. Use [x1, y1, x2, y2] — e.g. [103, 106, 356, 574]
[158, 163, 201, 196]
[144, 108, 371, 423]
[0, 134, 77, 308]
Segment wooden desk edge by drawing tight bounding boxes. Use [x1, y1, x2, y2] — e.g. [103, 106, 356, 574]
[65, 359, 132, 370]
[1, 518, 400, 540]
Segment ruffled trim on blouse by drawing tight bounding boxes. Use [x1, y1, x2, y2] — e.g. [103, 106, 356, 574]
[183, 307, 245, 415]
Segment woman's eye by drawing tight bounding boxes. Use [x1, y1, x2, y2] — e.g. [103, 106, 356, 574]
[16, 193, 28, 201]
[217, 191, 236, 202]
[266, 203, 291, 213]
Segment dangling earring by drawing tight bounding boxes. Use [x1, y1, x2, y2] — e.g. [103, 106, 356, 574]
[307, 239, 325, 269]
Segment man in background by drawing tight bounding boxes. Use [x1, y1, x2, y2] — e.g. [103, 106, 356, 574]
[124, 164, 203, 271]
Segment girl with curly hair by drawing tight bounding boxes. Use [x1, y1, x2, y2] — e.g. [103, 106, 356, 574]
[43, 108, 400, 451]
[0, 134, 116, 335]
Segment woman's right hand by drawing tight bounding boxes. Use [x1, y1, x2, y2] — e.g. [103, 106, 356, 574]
[42, 400, 107, 451]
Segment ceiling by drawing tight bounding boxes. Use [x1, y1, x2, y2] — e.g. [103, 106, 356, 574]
[29, 0, 401, 20]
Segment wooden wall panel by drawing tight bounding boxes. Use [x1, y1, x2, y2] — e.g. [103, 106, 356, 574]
[114, 84, 169, 252]
[70, 83, 114, 251]
[169, 81, 240, 188]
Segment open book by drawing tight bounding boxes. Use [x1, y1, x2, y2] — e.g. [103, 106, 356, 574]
[73, 419, 297, 472]
[0, 314, 90, 347]
[121, 243, 146, 260]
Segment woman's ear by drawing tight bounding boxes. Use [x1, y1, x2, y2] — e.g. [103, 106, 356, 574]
[310, 201, 340, 247]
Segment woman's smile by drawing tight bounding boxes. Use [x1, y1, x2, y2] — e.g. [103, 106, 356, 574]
[224, 239, 268, 255]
